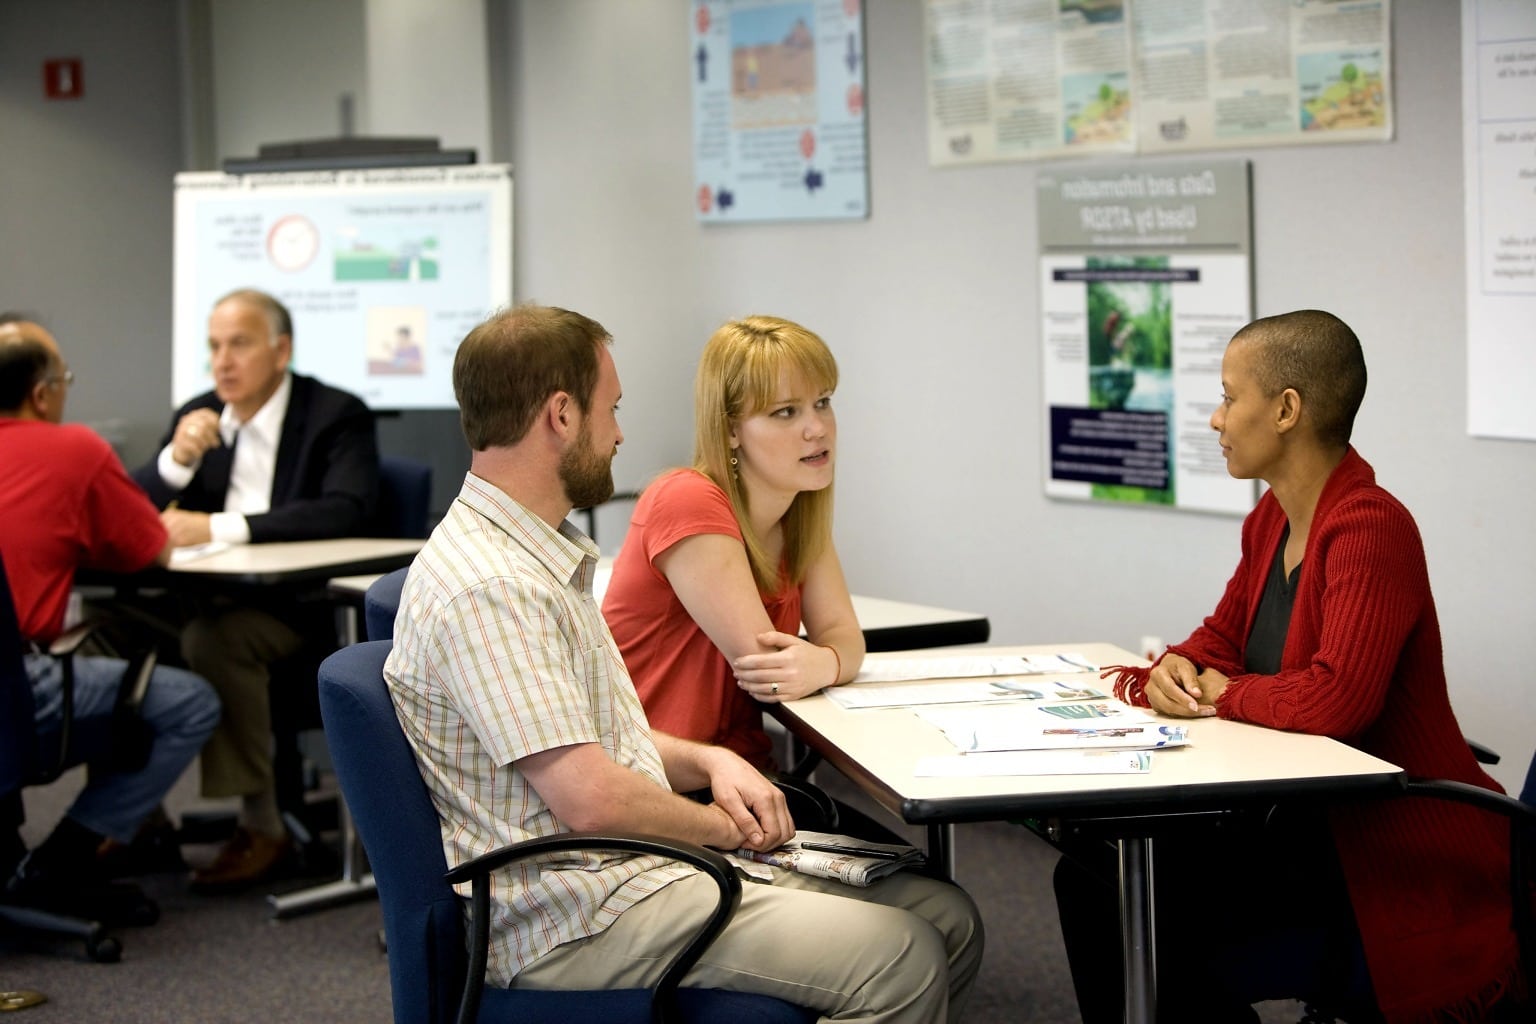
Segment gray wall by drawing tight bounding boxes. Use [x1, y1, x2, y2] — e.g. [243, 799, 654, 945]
[2, 0, 1532, 790]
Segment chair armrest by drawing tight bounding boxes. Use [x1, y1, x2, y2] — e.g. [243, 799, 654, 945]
[1468, 738, 1502, 766]
[445, 831, 742, 1024]
[46, 622, 95, 658]
[1401, 776, 1536, 989]
[769, 773, 839, 832]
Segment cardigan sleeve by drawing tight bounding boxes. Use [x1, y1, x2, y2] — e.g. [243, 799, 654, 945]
[1215, 491, 1429, 738]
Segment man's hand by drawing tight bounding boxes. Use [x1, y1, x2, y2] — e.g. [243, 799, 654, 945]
[161, 508, 213, 548]
[1143, 653, 1217, 718]
[170, 408, 222, 468]
[699, 747, 794, 852]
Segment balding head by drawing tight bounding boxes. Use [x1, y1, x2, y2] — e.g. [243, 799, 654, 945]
[0, 314, 68, 420]
[1230, 309, 1366, 449]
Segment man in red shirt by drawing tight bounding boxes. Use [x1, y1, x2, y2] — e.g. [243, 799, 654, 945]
[0, 314, 219, 923]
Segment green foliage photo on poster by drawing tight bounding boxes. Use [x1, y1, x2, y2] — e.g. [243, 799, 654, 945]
[1085, 255, 1174, 504]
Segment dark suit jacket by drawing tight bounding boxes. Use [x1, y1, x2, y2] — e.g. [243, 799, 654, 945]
[133, 373, 379, 543]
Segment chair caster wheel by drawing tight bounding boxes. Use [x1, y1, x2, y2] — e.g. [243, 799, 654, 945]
[86, 933, 122, 963]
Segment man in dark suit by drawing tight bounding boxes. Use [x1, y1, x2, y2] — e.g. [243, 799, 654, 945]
[134, 288, 378, 888]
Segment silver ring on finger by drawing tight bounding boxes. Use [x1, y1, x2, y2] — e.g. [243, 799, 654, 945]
[771, 683, 779, 695]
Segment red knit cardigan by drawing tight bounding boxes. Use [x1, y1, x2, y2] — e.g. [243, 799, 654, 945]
[1107, 448, 1519, 1022]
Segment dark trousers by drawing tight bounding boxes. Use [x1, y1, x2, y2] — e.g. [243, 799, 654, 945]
[1051, 806, 1384, 1024]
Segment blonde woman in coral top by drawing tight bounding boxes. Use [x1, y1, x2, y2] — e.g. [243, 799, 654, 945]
[603, 315, 864, 771]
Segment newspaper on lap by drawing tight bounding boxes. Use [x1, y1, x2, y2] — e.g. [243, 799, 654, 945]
[729, 830, 925, 887]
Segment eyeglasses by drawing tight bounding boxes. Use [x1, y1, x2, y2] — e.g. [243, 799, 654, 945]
[47, 369, 75, 387]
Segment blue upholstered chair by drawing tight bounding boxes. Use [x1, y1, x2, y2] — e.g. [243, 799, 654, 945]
[318, 640, 813, 1024]
[377, 456, 433, 539]
[364, 567, 408, 643]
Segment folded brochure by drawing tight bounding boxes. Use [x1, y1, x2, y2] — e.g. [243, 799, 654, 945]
[917, 701, 1189, 753]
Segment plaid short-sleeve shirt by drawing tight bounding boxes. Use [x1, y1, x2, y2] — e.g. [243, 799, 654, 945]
[385, 473, 695, 984]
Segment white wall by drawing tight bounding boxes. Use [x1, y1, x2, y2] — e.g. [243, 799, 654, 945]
[499, 0, 1536, 791]
[209, 0, 368, 160]
[0, 0, 185, 458]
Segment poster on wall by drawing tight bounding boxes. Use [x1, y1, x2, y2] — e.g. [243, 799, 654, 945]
[691, 0, 869, 222]
[924, 0, 1134, 165]
[924, 0, 1392, 167]
[1038, 159, 1255, 516]
[1463, 0, 1536, 441]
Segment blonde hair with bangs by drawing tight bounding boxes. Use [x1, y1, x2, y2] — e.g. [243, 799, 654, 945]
[692, 315, 839, 594]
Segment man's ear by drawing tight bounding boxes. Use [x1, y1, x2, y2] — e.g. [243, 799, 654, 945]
[546, 391, 576, 438]
[27, 379, 53, 419]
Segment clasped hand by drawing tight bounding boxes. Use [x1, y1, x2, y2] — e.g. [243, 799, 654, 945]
[702, 749, 794, 853]
[1143, 652, 1228, 718]
[732, 631, 835, 703]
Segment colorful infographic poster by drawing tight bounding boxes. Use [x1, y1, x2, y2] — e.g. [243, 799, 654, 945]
[172, 165, 512, 411]
[691, 0, 869, 222]
[1037, 159, 1255, 515]
[924, 0, 1392, 166]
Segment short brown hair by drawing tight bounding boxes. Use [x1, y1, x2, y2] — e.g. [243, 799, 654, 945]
[453, 304, 612, 451]
[1233, 309, 1367, 448]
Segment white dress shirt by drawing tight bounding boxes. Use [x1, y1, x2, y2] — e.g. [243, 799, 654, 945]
[154, 374, 293, 545]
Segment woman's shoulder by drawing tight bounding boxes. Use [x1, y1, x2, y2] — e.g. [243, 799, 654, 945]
[645, 468, 729, 510]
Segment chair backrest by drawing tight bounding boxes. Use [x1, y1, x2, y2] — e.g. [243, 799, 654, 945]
[320, 641, 814, 1024]
[319, 640, 468, 1024]
[364, 567, 408, 643]
[376, 456, 433, 539]
[0, 552, 38, 796]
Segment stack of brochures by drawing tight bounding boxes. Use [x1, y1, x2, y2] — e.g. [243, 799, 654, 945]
[730, 830, 924, 887]
[917, 701, 1189, 754]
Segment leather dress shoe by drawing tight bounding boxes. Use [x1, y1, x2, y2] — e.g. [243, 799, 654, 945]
[190, 828, 293, 891]
[97, 820, 187, 878]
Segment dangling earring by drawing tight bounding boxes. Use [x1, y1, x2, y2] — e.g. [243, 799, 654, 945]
[729, 454, 739, 478]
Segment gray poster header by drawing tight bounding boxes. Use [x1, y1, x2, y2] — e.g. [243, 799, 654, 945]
[1037, 159, 1251, 253]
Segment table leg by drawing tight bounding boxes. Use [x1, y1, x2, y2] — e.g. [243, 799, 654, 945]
[266, 800, 376, 919]
[926, 823, 956, 879]
[1117, 836, 1156, 1024]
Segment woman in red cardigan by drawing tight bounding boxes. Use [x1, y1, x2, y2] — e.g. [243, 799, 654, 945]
[1055, 310, 1521, 1023]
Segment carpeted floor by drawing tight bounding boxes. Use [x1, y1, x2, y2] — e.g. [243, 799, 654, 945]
[3, 763, 1307, 1022]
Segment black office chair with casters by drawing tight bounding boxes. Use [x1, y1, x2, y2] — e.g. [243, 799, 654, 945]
[319, 640, 815, 1024]
[0, 551, 150, 964]
[1299, 763, 1536, 1024]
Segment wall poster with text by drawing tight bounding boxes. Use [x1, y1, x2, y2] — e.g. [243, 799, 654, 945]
[1039, 159, 1255, 515]
[691, 0, 869, 222]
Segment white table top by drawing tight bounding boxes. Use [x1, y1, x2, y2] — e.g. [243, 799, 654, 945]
[327, 559, 989, 641]
[157, 537, 424, 587]
[775, 642, 1404, 823]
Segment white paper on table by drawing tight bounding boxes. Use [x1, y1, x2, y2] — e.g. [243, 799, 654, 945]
[851, 652, 1098, 684]
[916, 702, 1189, 753]
[170, 541, 231, 564]
[914, 749, 1154, 777]
[826, 677, 1107, 710]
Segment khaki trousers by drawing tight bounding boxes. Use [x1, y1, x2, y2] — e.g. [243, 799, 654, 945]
[515, 867, 984, 1023]
[181, 605, 304, 798]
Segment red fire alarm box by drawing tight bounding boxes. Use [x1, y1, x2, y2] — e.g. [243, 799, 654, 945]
[43, 59, 84, 100]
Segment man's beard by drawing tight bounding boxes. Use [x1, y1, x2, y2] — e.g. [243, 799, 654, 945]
[559, 423, 615, 510]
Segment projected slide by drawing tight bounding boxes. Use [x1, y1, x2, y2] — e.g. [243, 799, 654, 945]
[172, 165, 512, 410]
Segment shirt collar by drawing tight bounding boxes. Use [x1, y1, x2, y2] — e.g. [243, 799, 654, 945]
[457, 471, 600, 592]
[220, 372, 292, 446]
